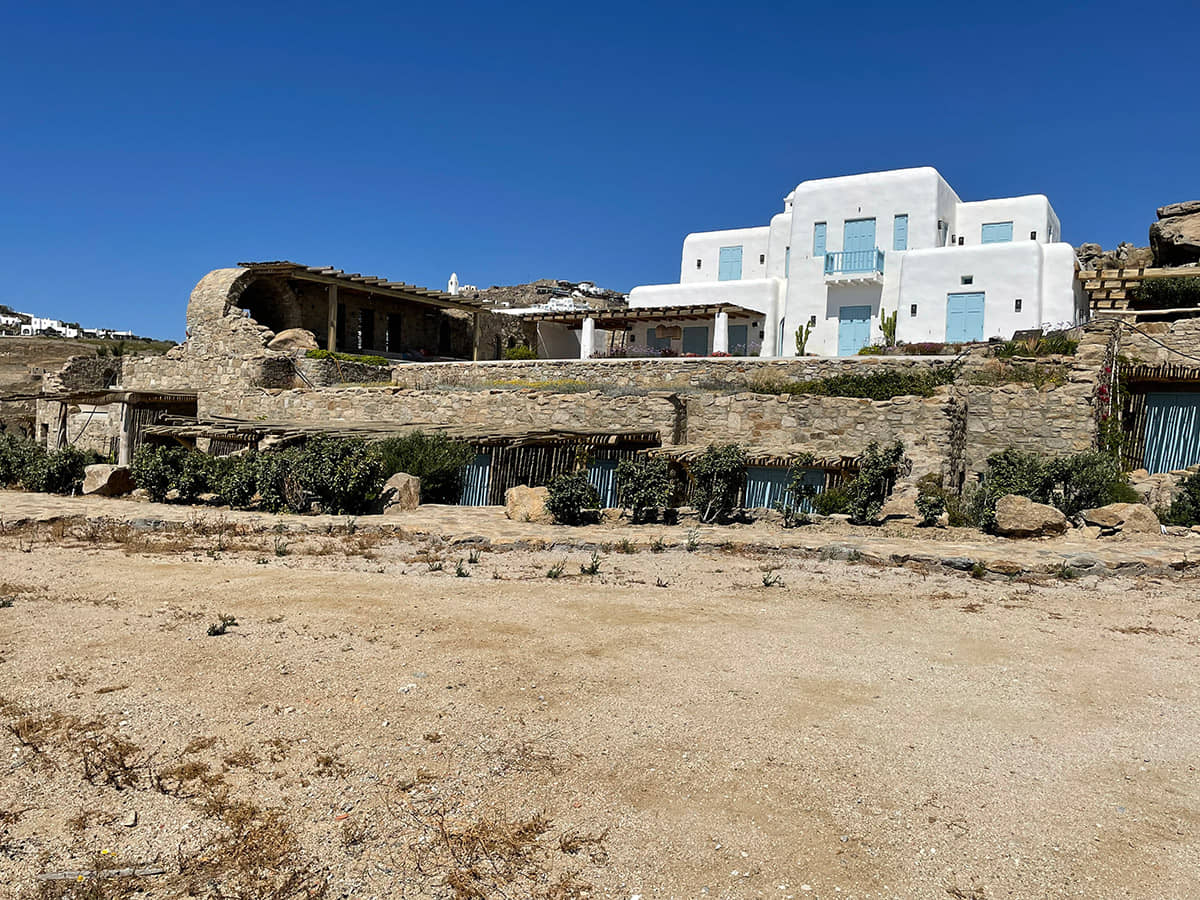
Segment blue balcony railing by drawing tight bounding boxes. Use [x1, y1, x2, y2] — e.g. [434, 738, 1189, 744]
[824, 248, 885, 276]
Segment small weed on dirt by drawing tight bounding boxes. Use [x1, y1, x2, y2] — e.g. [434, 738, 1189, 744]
[207, 614, 238, 637]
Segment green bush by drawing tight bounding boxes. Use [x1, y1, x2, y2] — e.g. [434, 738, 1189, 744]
[255, 448, 307, 513]
[992, 330, 1079, 358]
[856, 344, 886, 356]
[304, 349, 390, 368]
[915, 474, 947, 527]
[616, 456, 674, 523]
[546, 471, 600, 525]
[0, 434, 44, 487]
[1163, 472, 1200, 526]
[1131, 276, 1200, 310]
[173, 451, 213, 503]
[22, 446, 93, 494]
[210, 452, 259, 508]
[374, 432, 475, 504]
[503, 345, 537, 360]
[292, 435, 384, 515]
[130, 446, 179, 502]
[690, 443, 748, 523]
[811, 485, 850, 516]
[752, 366, 958, 401]
[974, 448, 1138, 531]
[841, 440, 907, 524]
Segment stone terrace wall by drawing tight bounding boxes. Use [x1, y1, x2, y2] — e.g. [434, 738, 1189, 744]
[201, 388, 682, 440]
[389, 355, 961, 392]
[1116, 316, 1200, 366]
[43, 356, 124, 393]
[685, 391, 961, 480]
[959, 382, 1097, 478]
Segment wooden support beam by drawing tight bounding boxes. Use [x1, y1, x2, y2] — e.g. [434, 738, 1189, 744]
[327, 284, 338, 352]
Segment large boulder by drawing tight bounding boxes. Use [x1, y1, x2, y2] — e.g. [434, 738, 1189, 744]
[1150, 202, 1200, 267]
[1081, 502, 1161, 536]
[505, 485, 551, 523]
[380, 473, 420, 513]
[879, 483, 920, 523]
[994, 494, 1067, 538]
[267, 328, 319, 351]
[81, 464, 135, 497]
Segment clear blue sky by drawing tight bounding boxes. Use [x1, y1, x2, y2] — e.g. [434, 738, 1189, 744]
[0, 0, 1194, 340]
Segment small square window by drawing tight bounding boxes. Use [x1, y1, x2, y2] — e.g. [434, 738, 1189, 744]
[696, 259, 702, 269]
[910, 304, 918, 317]
[759, 254, 765, 264]
[961, 275, 973, 285]
[808, 315, 817, 326]
[1015, 298, 1022, 312]
[958, 236, 965, 246]
[1030, 231, 1037, 240]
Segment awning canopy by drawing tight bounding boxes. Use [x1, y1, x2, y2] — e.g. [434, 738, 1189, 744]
[522, 303, 762, 328]
[238, 261, 486, 314]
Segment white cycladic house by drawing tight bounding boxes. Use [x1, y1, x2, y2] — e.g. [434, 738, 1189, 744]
[627, 167, 1088, 358]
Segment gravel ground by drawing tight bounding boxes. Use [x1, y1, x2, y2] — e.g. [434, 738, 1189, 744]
[0, 522, 1197, 899]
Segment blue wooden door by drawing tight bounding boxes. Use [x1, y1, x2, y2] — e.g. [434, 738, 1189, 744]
[981, 222, 1013, 244]
[813, 223, 827, 259]
[838, 305, 872, 355]
[718, 246, 743, 281]
[458, 452, 492, 505]
[682, 325, 709, 355]
[1143, 392, 1200, 474]
[587, 459, 619, 507]
[945, 293, 985, 343]
[843, 218, 877, 272]
[728, 324, 748, 355]
[893, 214, 908, 251]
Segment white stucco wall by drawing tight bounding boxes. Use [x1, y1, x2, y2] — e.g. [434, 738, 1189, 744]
[679, 226, 770, 284]
[955, 195, 1055, 246]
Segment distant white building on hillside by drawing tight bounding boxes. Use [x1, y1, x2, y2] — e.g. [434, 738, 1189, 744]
[21, 316, 79, 338]
[623, 166, 1087, 358]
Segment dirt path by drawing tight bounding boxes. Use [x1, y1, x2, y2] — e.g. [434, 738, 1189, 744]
[0, 527, 1197, 899]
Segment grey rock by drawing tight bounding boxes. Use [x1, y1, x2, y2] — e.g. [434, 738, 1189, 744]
[939, 556, 977, 570]
[380, 472, 420, 513]
[81, 464, 134, 497]
[993, 495, 1068, 538]
[1157, 200, 1200, 219]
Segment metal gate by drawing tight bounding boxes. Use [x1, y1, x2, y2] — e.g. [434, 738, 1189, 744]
[1143, 391, 1200, 474]
[587, 459, 619, 508]
[458, 452, 493, 506]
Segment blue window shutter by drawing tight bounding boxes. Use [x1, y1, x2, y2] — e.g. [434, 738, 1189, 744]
[981, 222, 1013, 244]
[813, 223, 826, 259]
[893, 214, 908, 251]
[718, 246, 743, 281]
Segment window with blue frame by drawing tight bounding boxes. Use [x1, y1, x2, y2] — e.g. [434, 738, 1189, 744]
[718, 246, 743, 281]
[893, 214, 908, 251]
[981, 222, 1014, 244]
[813, 222, 826, 259]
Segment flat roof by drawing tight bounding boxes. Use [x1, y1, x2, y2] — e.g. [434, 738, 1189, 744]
[239, 261, 487, 313]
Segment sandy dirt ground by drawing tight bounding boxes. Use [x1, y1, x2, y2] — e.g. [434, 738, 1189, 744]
[0, 515, 1197, 899]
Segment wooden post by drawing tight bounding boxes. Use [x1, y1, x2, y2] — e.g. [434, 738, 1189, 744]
[472, 311, 482, 361]
[327, 284, 338, 352]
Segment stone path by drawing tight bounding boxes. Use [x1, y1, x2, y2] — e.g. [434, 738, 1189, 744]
[1, 489, 1195, 579]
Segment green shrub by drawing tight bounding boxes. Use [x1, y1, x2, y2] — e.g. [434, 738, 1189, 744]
[255, 447, 307, 513]
[974, 448, 1138, 531]
[689, 443, 748, 524]
[1163, 472, 1200, 526]
[857, 344, 886, 356]
[0, 434, 44, 487]
[210, 452, 259, 508]
[374, 432, 475, 504]
[546, 471, 600, 525]
[130, 446, 178, 502]
[915, 474, 947, 527]
[811, 485, 850, 516]
[503, 345, 537, 360]
[1131, 276, 1200, 310]
[293, 435, 384, 515]
[304, 349, 390, 368]
[992, 330, 1079, 358]
[752, 366, 958, 401]
[22, 446, 93, 494]
[841, 440, 907, 524]
[173, 451, 213, 503]
[615, 456, 674, 523]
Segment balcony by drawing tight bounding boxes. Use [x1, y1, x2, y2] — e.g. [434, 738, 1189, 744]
[824, 249, 885, 283]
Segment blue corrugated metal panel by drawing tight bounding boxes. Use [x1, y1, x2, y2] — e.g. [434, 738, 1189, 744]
[813, 223, 826, 258]
[838, 305, 872, 356]
[718, 246, 743, 281]
[587, 459, 619, 508]
[893, 214, 908, 251]
[945, 293, 985, 342]
[458, 452, 492, 506]
[981, 222, 1013, 244]
[744, 467, 826, 511]
[1143, 392, 1200, 474]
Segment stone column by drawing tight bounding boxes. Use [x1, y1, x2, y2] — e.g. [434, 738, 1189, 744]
[713, 311, 729, 354]
[326, 284, 338, 352]
[580, 316, 596, 359]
